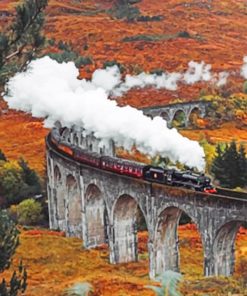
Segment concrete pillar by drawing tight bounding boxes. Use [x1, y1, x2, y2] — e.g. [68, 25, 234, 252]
[66, 175, 82, 238]
[154, 207, 182, 275]
[203, 240, 214, 277]
[46, 154, 58, 230]
[184, 115, 190, 127]
[80, 175, 87, 247]
[110, 195, 138, 263]
[212, 222, 241, 276]
[84, 184, 107, 248]
[148, 239, 156, 279]
[109, 224, 116, 264]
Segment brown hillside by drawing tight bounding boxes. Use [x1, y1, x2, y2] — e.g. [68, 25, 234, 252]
[0, 226, 246, 296]
[2, 0, 247, 106]
[0, 0, 247, 173]
[45, 0, 247, 106]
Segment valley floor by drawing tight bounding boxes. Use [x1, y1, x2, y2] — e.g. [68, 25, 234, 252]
[1, 225, 246, 296]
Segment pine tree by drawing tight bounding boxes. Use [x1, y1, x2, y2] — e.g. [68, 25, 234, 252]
[211, 144, 226, 185]
[0, 211, 27, 296]
[223, 141, 239, 188]
[0, 0, 48, 84]
[238, 144, 247, 187]
[211, 141, 247, 189]
[0, 211, 19, 272]
[18, 157, 41, 193]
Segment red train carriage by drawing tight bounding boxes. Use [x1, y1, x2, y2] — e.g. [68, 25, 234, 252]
[49, 128, 217, 194]
[50, 129, 73, 156]
[74, 147, 101, 168]
[100, 156, 144, 178]
[57, 142, 74, 156]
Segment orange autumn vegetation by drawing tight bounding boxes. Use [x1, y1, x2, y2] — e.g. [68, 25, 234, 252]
[1, 0, 247, 175]
[0, 225, 246, 296]
[0, 1, 246, 294]
[181, 122, 247, 150]
[0, 110, 48, 176]
[42, 0, 247, 107]
[1, 0, 247, 107]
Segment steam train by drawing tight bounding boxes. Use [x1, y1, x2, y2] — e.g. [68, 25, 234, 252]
[49, 129, 216, 194]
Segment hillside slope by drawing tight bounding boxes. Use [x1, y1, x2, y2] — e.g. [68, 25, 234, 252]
[1, 226, 246, 296]
[0, 0, 247, 171]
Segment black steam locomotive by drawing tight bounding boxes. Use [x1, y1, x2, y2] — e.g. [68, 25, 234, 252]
[143, 166, 216, 193]
[49, 128, 216, 194]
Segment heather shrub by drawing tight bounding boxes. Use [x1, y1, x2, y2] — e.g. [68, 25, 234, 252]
[17, 199, 43, 225]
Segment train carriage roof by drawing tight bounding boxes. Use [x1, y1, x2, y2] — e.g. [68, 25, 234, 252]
[101, 156, 145, 168]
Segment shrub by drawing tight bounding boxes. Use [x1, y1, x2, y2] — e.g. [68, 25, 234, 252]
[150, 69, 164, 76]
[64, 282, 93, 296]
[0, 159, 42, 206]
[122, 33, 181, 43]
[57, 41, 71, 51]
[103, 60, 125, 73]
[75, 56, 93, 67]
[109, 0, 141, 21]
[8, 205, 18, 223]
[47, 51, 93, 68]
[137, 15, 163, 22]
[17, 199, 43, 225]
[47, 38, 55, 46]
[0, 149, 7, 161]
[0, 161, 26, 205]
[146, 270, 182, 296]
[177, 31, 191, 38]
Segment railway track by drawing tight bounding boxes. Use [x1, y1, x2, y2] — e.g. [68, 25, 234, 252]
[216, 188, 247, 200]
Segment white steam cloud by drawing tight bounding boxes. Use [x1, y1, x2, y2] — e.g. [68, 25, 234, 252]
[111, 60, 229, 95]
[183, 61, 212, 84]
[4, 57, 205, 170]
[215, 71, 230, 87]
[241, 56, 247, 79]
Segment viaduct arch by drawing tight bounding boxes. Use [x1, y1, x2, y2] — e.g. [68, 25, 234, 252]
[141, 100, 209, 128]
[46, 134, 246, 279]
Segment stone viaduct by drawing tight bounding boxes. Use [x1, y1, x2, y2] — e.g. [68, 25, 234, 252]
[46, 126, 247, 279]
[141, 100, 210, 127]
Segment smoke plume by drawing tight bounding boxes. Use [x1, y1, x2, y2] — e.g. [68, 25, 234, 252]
[241, 56, 247, 79]
[112, 60, 229, 95]
[183, 61, 212, 84]
[4, 57, 205, 170]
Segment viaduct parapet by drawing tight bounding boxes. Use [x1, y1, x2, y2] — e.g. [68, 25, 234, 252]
[46, 127, 246, 279]
[141, 100, 210, 127]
